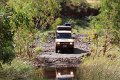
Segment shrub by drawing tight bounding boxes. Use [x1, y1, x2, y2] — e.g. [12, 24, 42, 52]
[51, 18, 62, 30]
[0, 58, 45, 80]
[34, 47, 42, 54]
[78, 56, 120, 80]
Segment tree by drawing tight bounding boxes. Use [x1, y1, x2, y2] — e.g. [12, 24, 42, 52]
[5, 0, 61, 58]
[0, 15, 15, 66]
[8, 0, 61, 29]
[31, 0, 61, 29]
[91, 0, 120, 55]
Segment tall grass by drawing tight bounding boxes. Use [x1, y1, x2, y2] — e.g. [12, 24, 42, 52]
[78, 56, 120, 80]
[77, 29, 120, 80]
[0, 58, 45, 80]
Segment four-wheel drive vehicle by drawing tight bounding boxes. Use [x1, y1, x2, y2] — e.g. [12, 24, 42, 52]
[55, 30, 74, 53]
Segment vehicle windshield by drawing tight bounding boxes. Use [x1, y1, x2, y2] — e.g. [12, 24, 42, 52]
[57, 33, 72, 39]
[57, 27, 71, 31]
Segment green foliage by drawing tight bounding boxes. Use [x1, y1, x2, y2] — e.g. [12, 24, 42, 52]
[0, 58, 45, 80]
[11, 13, 30, 28]
[51, 18, 62, 29]
[34, 47, 42, 54]
[4, 0, 61, 59]
[91, 0, 120, 45]
[7, 0, 31, 29]
[7, 0, 61, 29]
[13, 27, 35, 56]
[5, 0, 36, 58]
[70, 0, 89, 7]
[57, 0, 89, 6]
[62, 17, 90, 33]
[2, 58, 33, 72]
[87, 0, 100, 8]
[0, 15, 15, 64]
[32, 0, 61, 29]
[78, 56, 120, 80]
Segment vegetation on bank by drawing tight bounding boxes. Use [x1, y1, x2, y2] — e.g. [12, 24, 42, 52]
[0, 58, 45, 80]
[78, 55, 120, 80]
[77, 0, 120, 80]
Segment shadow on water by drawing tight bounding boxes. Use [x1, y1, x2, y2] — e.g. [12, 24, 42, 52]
[60, 48, 88, 54]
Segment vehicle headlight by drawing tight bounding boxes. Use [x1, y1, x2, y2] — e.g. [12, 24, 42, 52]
[70, 42, 73, 45]
[70, 71, 73, 75]
[57, 42, 60, 45]
[58, 72, 61, 76]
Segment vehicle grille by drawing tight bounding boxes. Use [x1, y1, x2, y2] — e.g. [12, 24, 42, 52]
[60, 42, 70, 45]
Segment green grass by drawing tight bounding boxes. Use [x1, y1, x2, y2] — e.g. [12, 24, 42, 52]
[0, 58, 46, 80]
[70, 18, 120, 80]
[79, 57, 120, 80]
[77, 46, 120, 80]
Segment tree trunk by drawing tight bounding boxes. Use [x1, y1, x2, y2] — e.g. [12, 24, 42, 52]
[93, 33, 98, 59]
[0, 63, 3, 69]
[103, 29, 109, 56]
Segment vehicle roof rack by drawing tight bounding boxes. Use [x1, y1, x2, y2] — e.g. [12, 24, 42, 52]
[64, 22, 72, 26]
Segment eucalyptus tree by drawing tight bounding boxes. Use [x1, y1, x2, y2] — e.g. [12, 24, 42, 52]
[0, 13, 15, 67]
[31, 0, 61, 29]
[91, 0, 120, 55]
[0, 0, 16, 68]
[6, 0, 61, 58]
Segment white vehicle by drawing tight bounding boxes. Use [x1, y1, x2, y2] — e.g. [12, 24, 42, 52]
[55, 25, 74, 53]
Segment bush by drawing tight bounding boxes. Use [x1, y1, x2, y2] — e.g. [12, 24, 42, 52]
[78, 56, 120, 80]
[34, 47, 42, 54]
[0, 58, 45, 80]
[51, 18, 62, 30]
